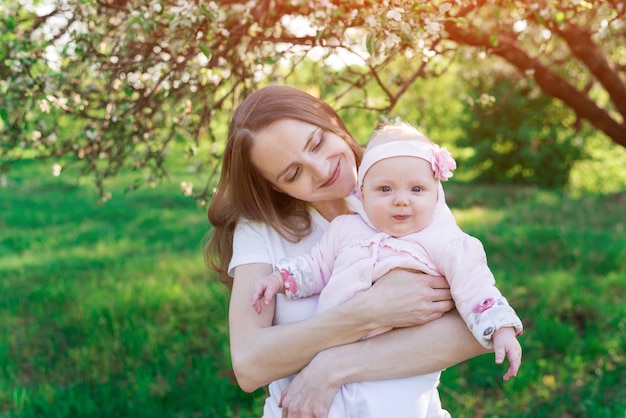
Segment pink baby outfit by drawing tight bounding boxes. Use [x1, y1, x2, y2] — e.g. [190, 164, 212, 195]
[274, 185, 522, 417]
[277, 183, 523, 347]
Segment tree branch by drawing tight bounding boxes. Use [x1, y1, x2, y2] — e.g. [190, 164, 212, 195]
[444, 21, 626, 147]
[555, 22, 626, 119]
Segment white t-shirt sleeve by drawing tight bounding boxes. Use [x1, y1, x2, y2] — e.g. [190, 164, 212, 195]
[228, 215, 330, 276]
[228, 213, 329, 326]
[228, 218, 273, 277]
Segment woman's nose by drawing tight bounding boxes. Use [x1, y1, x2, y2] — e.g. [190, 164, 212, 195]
[309, 159, 329, 180]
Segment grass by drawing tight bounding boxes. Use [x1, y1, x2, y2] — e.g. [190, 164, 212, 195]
[443, 185, 626, 418]
[1, 159, 625, 417]
[1, 159, 266, 417]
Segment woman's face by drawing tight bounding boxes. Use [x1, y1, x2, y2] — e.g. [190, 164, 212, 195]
[251, 119, 358, 203]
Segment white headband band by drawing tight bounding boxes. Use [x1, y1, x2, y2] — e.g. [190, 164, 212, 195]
[358, 140, 456, 188]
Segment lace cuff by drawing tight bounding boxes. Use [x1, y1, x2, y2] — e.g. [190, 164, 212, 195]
[275, 257, 317, 300]
[467, 296, 523, 349]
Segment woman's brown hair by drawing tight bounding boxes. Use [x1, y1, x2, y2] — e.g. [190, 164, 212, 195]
[204, 86, 363, 289]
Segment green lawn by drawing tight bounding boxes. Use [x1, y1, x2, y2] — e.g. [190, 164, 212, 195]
[1, 159, 625, 417]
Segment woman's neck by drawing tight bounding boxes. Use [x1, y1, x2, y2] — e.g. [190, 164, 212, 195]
[311, 198, 351, 222]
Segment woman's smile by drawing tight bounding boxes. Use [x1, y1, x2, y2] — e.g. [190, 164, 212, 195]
[251, 119, 357, 203]
[320, 160, 341, 188]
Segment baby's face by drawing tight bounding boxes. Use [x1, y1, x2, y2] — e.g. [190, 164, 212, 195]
[360, 156, 438, 237]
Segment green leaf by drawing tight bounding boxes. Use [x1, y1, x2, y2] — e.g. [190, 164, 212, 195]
[446, 17, 469, 25]
[489, 34, 499, 47]
[555, 11, 565, 24]
[6, 16, 15, 31]
[199, 43, 211, 59]
[366, 33, 377, 55]
[0, 108, 8, 124]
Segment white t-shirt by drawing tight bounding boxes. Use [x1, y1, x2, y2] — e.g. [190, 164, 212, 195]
[229, 208, 328, 325]
[229, 205, 449, 418]
[229, 208, 328, 417]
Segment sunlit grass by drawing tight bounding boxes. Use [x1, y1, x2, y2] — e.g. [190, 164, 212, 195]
[1, 160, 625, 417]
[1, 159, 265, 418]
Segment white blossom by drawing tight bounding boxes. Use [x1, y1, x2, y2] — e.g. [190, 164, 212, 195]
[180, 181, 194, 196]
[52, 163, 62, 177]
[386, 8, 404, 22]
[38, 100, 51, 113]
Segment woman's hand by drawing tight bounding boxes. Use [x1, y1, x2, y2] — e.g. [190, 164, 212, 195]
[362, 269, 454, 329]
[279, 350, 340, 418]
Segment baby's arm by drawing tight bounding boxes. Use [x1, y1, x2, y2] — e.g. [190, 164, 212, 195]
[251, 215, 349, 314]
[493, 327, 522, 380]
[251, 265, 317, 314]
[251, 270, 284, 314]
[440, 236, 524, 378]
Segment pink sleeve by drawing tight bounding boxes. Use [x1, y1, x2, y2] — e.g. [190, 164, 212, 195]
[438, 236, 523, 348]
[275, 218, 345, 299]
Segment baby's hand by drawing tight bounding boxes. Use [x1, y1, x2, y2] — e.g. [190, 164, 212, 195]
[251, 271, 285, 314]
[493, 327, 522, 381]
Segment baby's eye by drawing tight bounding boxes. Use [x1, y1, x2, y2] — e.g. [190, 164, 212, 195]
[411, 186, 423, 192]
[380, 185, 391, 192]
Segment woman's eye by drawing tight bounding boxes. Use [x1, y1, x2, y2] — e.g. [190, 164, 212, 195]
[287, 167, 301, 183]
[313, 132, 326, 151]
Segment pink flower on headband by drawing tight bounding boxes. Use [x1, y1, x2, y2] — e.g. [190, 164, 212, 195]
[431, 145, 456, 181]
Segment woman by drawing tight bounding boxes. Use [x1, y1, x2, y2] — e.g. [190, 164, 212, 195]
[205, 86, 487, 418]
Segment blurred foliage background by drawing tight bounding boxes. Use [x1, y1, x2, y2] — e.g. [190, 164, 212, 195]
[2, 0, 626, 199]
[1, 0, 625, 417]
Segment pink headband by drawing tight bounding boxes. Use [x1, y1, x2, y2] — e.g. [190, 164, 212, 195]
[358, 140, 457, 188]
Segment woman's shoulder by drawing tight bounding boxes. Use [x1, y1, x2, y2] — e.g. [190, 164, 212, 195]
[234, 216, 270, 238]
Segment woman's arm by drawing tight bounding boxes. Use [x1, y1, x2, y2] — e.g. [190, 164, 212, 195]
[306, 310, 485, 384]
[277, 270, 490, 417]
[230, 262, 374, 391]
[229, 264, 454, 392]
[279, 311, 488, 416]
